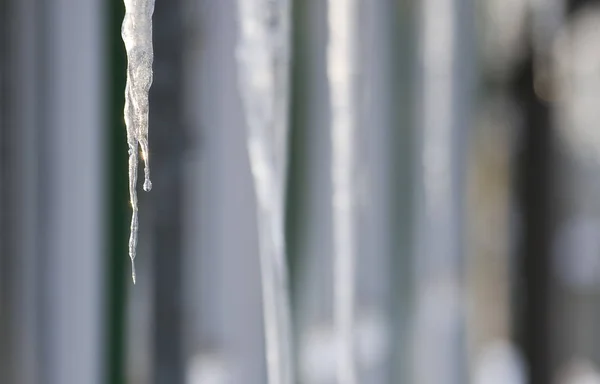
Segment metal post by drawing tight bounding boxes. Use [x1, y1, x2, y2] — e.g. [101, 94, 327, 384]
[411, 0, 474, 382]
[150, 0, 185, 383]
[37, 0, 106, 383]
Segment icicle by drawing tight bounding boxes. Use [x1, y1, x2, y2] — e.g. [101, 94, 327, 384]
[235, 0, 294, 383]
[122, 0, 155, 284]
[412, 0, 469, 382]
[327, 0, 359, 383]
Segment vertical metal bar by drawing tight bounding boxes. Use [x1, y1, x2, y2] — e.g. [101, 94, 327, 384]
[182, 1, 269, 383]
[150, 0, 185, 382]
[551, 2, 600, 379]
[0, 0, 12, 380]
[181, 0, 227, 381]
[412, 0, 474, 382]
[354, 0, 398, 384]
[38, 0, 106, 383]
[3, 0, 42, 382]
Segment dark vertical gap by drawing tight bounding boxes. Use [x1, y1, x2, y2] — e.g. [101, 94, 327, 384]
[513, 50, 554, 384]
[106, 0, 128, 383]
[286, 0, 308, 375]
[151, 0, 185, 382]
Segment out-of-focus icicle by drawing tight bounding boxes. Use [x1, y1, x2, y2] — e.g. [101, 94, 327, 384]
[327, 0, 359, 383]
[235, 1, 294, 383]
[412, 0, 468, 382]
[122, 0, 155, 284]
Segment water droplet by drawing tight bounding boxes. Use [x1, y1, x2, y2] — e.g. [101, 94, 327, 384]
[143, 178, 152, 192]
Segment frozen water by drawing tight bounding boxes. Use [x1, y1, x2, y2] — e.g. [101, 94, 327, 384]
[236, 0, 294, 383]
[122, 0, 155, 284]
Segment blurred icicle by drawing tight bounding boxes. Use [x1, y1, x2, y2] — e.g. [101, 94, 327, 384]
[122, 0, 155, 284]
[235, 1, 294, 384]
[412, 0, 469, 382]
[327, 0, 359, 383]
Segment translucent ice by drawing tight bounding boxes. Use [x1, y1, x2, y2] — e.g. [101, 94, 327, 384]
[236, 0, 294, 383]
[122, 0, 155, 284]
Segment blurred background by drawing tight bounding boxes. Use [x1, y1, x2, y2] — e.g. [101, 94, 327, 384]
[1, 0, 600, 383]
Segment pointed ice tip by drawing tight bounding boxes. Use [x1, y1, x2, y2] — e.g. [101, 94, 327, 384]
[131, 260, 137, 284]
[143, 179, 152, 192]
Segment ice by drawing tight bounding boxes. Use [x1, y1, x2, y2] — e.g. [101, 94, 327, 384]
[122, 0, 155, 284]
[235, 0, 294, 383]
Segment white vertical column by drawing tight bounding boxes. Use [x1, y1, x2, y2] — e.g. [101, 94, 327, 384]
[327, 0, 359, 383]
[236, 0, 294, 383]
[412, 0, 472, 382]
